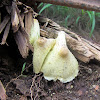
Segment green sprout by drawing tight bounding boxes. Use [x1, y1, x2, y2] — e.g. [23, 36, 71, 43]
[21, 62, 26, 75]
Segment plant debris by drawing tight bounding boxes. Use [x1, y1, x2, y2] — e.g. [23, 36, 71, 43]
[0, 0, 35, 58]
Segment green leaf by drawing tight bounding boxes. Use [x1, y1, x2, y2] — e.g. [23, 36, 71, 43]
[21, 62, 26, 75]
[65, 15, 70, 26]
[76, 16, 80, 25]
[39, 4, 52, 14]
[81, 9, 86, 15]
[86, 11, 92, 21]
[89, 11, 95, 36]
[38, 3, 44, 8]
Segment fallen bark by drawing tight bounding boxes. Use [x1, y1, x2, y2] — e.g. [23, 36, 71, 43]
[11, 1, 19, 33]
[37, 16, 100, 63]
[0, 81, 7, 100]
[1, 21, 11, 45]
[14, 30, 29, 58]
[0, 15, 10, 34]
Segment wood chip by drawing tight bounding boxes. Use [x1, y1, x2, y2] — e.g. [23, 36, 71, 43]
[16, 6, 24, 28]
[25, 12, 33, 34]
[1, 21, 11, 45]
[0, 15, 10, 34]
[6, 6, 11, 14]
[14, 30, 29, 58]
[20, 27, 34, 52]
[11, 1, 19, 33]
[0, 81, 6, 100]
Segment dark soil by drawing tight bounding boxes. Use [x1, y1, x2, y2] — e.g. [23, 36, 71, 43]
[0, 36, 100, 100]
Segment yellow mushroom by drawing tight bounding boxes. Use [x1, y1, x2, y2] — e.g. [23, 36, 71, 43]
[41, 31, 79, 83]
[30, 19, 79, 83]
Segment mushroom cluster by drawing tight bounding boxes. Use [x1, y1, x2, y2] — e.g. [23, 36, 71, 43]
[30, 19, 79, 83]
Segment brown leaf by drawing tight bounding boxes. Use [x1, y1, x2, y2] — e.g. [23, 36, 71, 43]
[1, 21, 11, 45]
[0, 81, 6, 100]
[0, 15, 10, 34]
